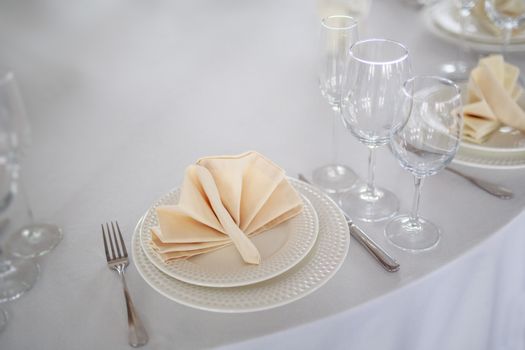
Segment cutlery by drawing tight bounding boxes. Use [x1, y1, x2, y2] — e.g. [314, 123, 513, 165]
[445, 167, 513, 199]
[403, 143, 513, 199]
[102, 221, 148, 348]
[298, 174, 400, 272]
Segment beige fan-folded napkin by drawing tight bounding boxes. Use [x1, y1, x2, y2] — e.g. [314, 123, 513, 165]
[462, 54, 525, 144]
[473, 0, 525, 37]
[150, 151, 304, 265]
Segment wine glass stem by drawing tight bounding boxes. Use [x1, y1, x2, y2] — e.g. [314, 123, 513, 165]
[331, 110, 339, 164]
[365, 147, 376, 195]
[458, 7, 470, 63]
[502, 25, 512, 58]
[12, 161, 35, 224]
[410, 176, 424, 224]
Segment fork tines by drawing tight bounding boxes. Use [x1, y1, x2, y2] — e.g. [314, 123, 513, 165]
[102, 221, 128, 262]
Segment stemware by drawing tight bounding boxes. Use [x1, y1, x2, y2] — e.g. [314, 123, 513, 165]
[0, 71, 62, 258]
[0, 71, 41, 329]
[484, 0, 525, 56]
[340, 38, 411, 222]
[312, 15, 359, 194]
[386, 76, 463, 252]
[439, 0, 479, 81]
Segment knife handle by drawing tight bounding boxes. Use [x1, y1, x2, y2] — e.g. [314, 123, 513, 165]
[349, 223, 400, 272]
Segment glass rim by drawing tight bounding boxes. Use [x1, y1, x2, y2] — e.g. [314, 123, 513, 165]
[349, 38, 409, 65]
[321, 15, 358, 31]
[402, 75, 461, 104]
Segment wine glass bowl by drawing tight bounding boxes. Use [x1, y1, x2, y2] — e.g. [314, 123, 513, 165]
[386, 76, 463, 252]
[319, 15, 359, 109]
[340, 38, 411, 222]
[0, 71, 63, 259]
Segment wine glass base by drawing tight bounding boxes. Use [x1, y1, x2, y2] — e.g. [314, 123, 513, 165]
[0, 258, 39, 303]
[340, 184, 399, 222]
[312, 164, 358, 194]
[439, 61, 470, 82]
[5, 223, 63, 259]
[385, 215, 441, 252]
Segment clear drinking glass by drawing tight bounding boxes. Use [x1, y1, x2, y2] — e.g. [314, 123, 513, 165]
[439, 0, 479, 81]
[0, 72, 40, 328]
[313, 15, 359, 194]
[386, 76, 462, 252]
[485, 0, 525, 57]
[340, 38, 410, 222]
[0, 71, 62, 258]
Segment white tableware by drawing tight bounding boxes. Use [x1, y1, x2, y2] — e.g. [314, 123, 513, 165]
[139, 181, 319, 288]
[132, 178, 350, 313]
[453, 146, 525, 168]
[422, 1, 525, 52]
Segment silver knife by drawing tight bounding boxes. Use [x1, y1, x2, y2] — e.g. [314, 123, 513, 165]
[298, 174, 400, 272]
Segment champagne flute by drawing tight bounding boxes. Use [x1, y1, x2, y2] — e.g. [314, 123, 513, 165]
[439, 0, 479, 81]
[386, 76, 462, 252]
[485, 0, 525, 57]
[340, 38, 410, 222]
[313, 15, 359, 194]
[0, 71, 63, 258]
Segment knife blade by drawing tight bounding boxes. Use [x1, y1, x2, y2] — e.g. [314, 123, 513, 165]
[298, 174, 400, 272]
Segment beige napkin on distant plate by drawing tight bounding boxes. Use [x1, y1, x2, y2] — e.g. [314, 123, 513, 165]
[150, 151, 304, 265]
[462, 54, 525, 143]
[473, 0, 525, 37]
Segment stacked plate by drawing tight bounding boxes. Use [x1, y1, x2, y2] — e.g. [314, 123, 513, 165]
[131, 178, 350, 313]
[454, 84, 525, 169]
[422, 1, 525, 52]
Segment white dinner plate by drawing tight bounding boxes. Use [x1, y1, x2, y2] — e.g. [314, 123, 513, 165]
[422, 2, 525, 52]
[139, 180, 319, 288]
[132, 178, 350, 313]
[453, 146, 525, 169]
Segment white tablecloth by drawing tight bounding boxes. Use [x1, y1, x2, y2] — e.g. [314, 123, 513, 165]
[1, 0, 524, 349]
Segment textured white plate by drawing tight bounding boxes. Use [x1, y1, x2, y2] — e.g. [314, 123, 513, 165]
[453, 146, 525, 169]
[422, 2, 525, 52]
[431, 1, 525, 45]
[139, 181, 319, 288]
[132, 179, 350, 313]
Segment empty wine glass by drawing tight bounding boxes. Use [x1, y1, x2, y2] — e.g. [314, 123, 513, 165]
[0, 72, 40, 329]
[485, 0, 525, 57]
[340, 38, 411, 222]
[313, 15, 359, 194]
[439, 0, 479, 81]
[386, 76, 462, 252]
[0, 71, 62, 258]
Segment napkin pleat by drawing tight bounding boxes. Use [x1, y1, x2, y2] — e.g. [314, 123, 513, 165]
[462, 55, 525, 144]
[151, 151, 303, 264]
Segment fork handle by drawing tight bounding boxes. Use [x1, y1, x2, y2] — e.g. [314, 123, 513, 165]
[120, 273, 149, 347]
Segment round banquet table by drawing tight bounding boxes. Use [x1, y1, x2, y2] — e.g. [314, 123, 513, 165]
[1, 0, 524, 349]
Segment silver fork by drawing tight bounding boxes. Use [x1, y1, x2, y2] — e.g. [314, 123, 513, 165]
[102, 221, 148, 348]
